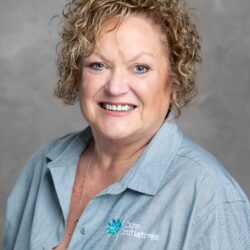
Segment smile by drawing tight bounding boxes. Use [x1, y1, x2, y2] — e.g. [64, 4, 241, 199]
[100, 103, 136, 112]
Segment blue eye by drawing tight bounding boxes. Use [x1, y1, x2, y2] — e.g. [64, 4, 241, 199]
[134, 65, 149, 74]
[89, 63, 105, 70]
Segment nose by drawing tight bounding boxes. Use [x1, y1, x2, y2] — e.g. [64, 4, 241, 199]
[104, 68, 130, 96]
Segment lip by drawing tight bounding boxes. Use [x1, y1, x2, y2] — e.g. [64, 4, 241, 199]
[99, 101, 137, 106]
[98, 101, 137, 117]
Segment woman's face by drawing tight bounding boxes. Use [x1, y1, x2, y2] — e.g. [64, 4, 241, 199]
[79, 14, 172, 142]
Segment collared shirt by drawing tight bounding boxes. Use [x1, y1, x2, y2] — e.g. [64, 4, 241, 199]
[4, 120, 250, 250]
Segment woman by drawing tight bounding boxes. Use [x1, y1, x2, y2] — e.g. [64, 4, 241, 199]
[4, 0, 250, 249]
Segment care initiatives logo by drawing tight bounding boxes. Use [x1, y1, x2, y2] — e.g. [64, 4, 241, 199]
[106, 219, 159, 241]
[106, 219, 122, 235]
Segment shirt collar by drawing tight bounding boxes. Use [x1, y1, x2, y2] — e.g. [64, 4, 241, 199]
[45, 127, 92, 220]
[45, 126, 92, 162]
[124, 120, 183, 195]
[45, 119, 183, 198]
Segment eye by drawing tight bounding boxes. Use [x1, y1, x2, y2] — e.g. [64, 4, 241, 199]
[133, 64, 149, 74]
[89, 62, 105, 70]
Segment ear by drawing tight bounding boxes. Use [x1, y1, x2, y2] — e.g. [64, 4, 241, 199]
[169, 77, 177, 104]
[170, 90, 177, 104]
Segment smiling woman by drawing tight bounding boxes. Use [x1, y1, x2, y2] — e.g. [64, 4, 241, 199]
[79, 15, 171, 142]
[4, 0, 250, 250]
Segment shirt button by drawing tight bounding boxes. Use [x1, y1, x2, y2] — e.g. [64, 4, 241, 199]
[80, 227, 86, 235]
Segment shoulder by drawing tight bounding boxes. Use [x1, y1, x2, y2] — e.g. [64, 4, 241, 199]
[170, 134, 249, 213]
[12, 127, 91, 187]
[174, 137, 250, 248]
[6, 128, 91, 217]
[4, 129, 91, 249]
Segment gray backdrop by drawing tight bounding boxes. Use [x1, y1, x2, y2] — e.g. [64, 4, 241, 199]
[0, 0, 249, 245]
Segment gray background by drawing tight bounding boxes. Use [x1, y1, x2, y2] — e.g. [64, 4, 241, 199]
[0, 0, 249, 245]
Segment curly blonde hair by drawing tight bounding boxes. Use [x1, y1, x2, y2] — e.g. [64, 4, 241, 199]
[54, 0, 201, 117]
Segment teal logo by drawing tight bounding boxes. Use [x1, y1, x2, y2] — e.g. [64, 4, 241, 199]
[106, 219, 122, 235]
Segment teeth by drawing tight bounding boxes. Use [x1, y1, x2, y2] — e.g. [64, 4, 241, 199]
[102, 103, 135, 111]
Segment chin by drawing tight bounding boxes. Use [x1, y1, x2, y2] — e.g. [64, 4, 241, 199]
[103, 129, 133, 141]
[98, 124, 137, 141]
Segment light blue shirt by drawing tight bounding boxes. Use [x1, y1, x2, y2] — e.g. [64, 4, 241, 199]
[4, 120, 250, 249]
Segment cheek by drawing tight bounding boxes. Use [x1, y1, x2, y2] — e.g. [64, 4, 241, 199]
[146, 82, 171, 116]
[79, 74, 98, 100]
[138, 78, 171, 106]
[80, 71, 108, 96]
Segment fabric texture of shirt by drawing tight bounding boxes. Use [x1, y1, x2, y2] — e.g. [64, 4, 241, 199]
[4, 120, 250, 250]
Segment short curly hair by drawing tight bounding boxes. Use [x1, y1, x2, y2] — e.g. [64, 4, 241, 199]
[54, 0, 201, 117]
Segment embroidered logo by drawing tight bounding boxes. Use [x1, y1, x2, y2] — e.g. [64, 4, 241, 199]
[106, 219, 160, 241]
[106, 219, 122, 235]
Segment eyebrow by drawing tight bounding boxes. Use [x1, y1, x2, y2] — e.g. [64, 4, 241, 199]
[127, 52, 155, 63]
[87, 52, 155, 63]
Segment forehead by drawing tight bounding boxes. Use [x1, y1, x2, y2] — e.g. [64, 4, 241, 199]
[93, 14, 168, 59]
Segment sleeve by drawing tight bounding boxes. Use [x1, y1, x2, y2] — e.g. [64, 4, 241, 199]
[3, 148, 46, 250]
[191, 200, 250, 250]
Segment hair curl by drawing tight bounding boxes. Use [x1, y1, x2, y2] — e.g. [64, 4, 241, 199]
[54, 0, 201, 117]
